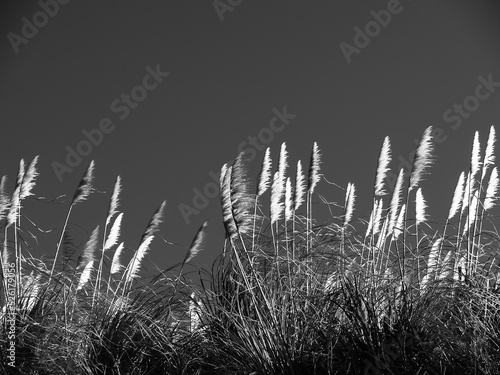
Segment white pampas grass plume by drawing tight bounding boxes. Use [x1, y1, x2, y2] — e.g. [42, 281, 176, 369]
[127, 235, 154, 280]
[110, 242, 125, 274]
[6, 186, 19, 227]
[438, 250, 454, 280]
[106, 176, 122, 226]
[78, 225, 99, 269]
[104, 213, 123, 251]
[184, 220, 208, 264]
[257, 147, 272, 197]
[20, 156, 39, 199]
[481, 126, 496, 181]
[220, 164, 237, 237]
[409, 126, 434, 191]
[278, 142, 289, 181]
[72, 161, 96, 205]
[15, 159, 26, 187]
[294, 160, 306, 210]
[485, 167, 499, 210]
[343, 182, 356, 226]
[421, 238, 443, 289]
[140, 200, 166, 245]
[388, 169, 404, 234]
[448, 172, 465, 220]
[230, 153, 253, 235]
[393, 203, 406, 240]
[0, 176, 9, 221]
[372, 199, 384, 237]
[6, 159, 26, 226]
[77, 260, 94, 291]
[285, 177, 293, 221]
[461, 172, 473, 215]
[470, 131, 482, 179]
[427, 238, 443, 271]
[307, 142, 321, 193]
[270, 171, 284, 224]
[464, 192, 479, 235]
[366, 199, 383, 237]
[374, 136, 392, 197]
[415, 188, 428, 225]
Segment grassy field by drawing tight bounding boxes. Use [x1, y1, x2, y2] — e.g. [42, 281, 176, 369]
[1, 126, 500, 374]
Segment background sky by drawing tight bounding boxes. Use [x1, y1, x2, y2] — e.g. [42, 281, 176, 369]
[1, 1, 500, 278]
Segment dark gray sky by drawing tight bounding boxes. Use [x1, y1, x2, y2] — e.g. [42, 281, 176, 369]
[1, 1, 500, 274]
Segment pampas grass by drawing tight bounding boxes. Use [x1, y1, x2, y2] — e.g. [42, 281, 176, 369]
[3, 126, 500, 374]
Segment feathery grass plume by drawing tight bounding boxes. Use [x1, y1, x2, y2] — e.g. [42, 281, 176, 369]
[256, 147, 272, 196]
[366, 199, 382, 237]
[6, 159, 26, 226]
[484, 167, 499, 210]
[294, 160, 305, 210]
[372, 199, 384, 237]
[464, 192, 479, 235]
[409, 126, 434, 191]
[127, 235, 154, 280]
[393, 203, 406, 240]
[427, 238, 443, 271]
[307, 142, 321, 193]
[184, 220, 208, 264]
[470, 131, 482, 179]
[343, 182, 356, 226]
[285, 177, 293, 221]
[106, 176, 122, 226]
[71, 160, 96, 205]
[140, 200, 166, 245]
[77, 260, 94, 291]
[438, 250, 454, 280]
[77, 225, 99, 269]
[230, 152, 254, 236]
[374, 136, 392, 197]
[110, 242, 125, 274]
[388, 168, 404, 235]
[461, 172, 473, 215]
[420, 238, 443, 290]
[220, 164, 237, 237]
[376, 214, 389, 250]
[415, 188, 428, 225]
[0, 176, 9, 221]
[6, 187, 20, 227]
[20, 155, 39, 199]
[104, 212, 124, 251]
[270, 171, 284, 224]
[15, 159, 26, 186]
[448, 172, 465, 220]
[481, 126, 496, 181]
[421, 238, 443, 289]
[278, 142, 289, 181]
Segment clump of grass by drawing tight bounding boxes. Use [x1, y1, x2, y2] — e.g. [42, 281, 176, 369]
[2, 126, 500, 374]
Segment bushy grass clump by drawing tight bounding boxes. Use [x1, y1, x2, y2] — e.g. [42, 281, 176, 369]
[2, 126, 500, 374]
